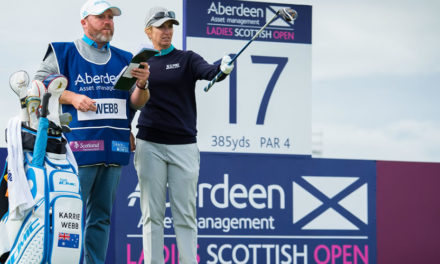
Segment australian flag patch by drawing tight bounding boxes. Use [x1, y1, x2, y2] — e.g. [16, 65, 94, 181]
[58, 232, 79, 248]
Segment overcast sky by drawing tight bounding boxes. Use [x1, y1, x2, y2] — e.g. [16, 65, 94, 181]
[1, 0, 439, 163]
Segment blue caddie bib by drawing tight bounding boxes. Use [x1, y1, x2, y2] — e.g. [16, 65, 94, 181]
[51, 42, 132, 166]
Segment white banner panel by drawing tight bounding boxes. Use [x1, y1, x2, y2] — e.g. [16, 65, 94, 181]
[185, 0, 312, 155]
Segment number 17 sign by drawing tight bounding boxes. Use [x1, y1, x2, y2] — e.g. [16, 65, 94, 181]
[184, 0, 312, 155]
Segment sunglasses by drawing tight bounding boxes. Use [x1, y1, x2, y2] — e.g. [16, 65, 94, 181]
[152, 11, 176, 20]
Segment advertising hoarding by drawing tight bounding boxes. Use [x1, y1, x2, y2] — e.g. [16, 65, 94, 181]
[184, 0, 312, 155]
[114, 154, 376, 263]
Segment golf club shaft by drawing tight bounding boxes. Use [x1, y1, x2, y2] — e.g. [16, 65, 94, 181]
[32, 92, 51, 166]
[204, 11, 280, 92]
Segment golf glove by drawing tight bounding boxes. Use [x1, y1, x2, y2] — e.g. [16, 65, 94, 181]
[220, 55, 234, 75]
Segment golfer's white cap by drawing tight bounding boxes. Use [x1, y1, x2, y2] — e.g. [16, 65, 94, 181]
[145, 6, 179, 28]
[80, 0, 121, 19]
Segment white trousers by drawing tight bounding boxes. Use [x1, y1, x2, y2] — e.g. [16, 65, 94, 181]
[134, 139, 199, 264]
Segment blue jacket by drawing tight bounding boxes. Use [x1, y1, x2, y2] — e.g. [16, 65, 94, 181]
[136, 47, 223, 144]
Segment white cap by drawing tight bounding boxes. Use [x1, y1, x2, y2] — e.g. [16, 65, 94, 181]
[80, 0, 121, 19]
[145, 6, 179, 28]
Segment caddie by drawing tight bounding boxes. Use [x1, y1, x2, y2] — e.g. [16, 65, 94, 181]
[33, 0, 150, 263]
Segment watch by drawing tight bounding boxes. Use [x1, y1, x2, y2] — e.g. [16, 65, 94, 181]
[136, 81, 148, 90]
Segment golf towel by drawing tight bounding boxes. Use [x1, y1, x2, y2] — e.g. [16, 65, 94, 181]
[6, 116, 35, 219]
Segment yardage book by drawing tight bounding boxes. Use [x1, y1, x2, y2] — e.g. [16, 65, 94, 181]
[114, 48, 158, 91]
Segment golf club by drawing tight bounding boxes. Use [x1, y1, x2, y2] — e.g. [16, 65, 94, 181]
[32, 92, 51, 166]
[204, 8, 298, 92]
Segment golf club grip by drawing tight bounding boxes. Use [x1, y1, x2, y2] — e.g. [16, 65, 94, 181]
[204, 52, 241, 92]
[40, 92, 52, 118]
[204, 71, 224, 92]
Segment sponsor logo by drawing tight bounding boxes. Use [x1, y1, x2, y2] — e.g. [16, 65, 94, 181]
[166, 63, 180, 70]
[198, 173, 285, 209]
[127, 184, 140, 207]
[73, 141, 80, 149]
[70, 140, 104, 152]
[203, 2, 297, 42]
[127, 174, 369, 232]
[7, 170, 12, 182]
[74, 72, 117, 86]
[128, 183, 170, 209]
[207, 2, 264, 18]
[59, 178, 76, 187]
[8, 219, 41, 263]
[112, 141, 129, 153]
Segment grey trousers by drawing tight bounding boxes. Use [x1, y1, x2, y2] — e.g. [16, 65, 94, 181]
[134, 139, 199, 264]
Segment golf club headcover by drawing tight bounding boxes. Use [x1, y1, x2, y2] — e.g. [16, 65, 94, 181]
[220, 55, 234, 75]
[26, 80, 44, 130]
[9, 70, 31, 123]
[9, 70, 30, 98]
[59, 113, 72, 127]
[42, 74, 68, 127]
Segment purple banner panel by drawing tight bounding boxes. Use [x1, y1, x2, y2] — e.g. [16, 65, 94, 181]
[377, 161, 440, 264]
[109, 153, 376, 264]
[184, 0, 312, 44]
